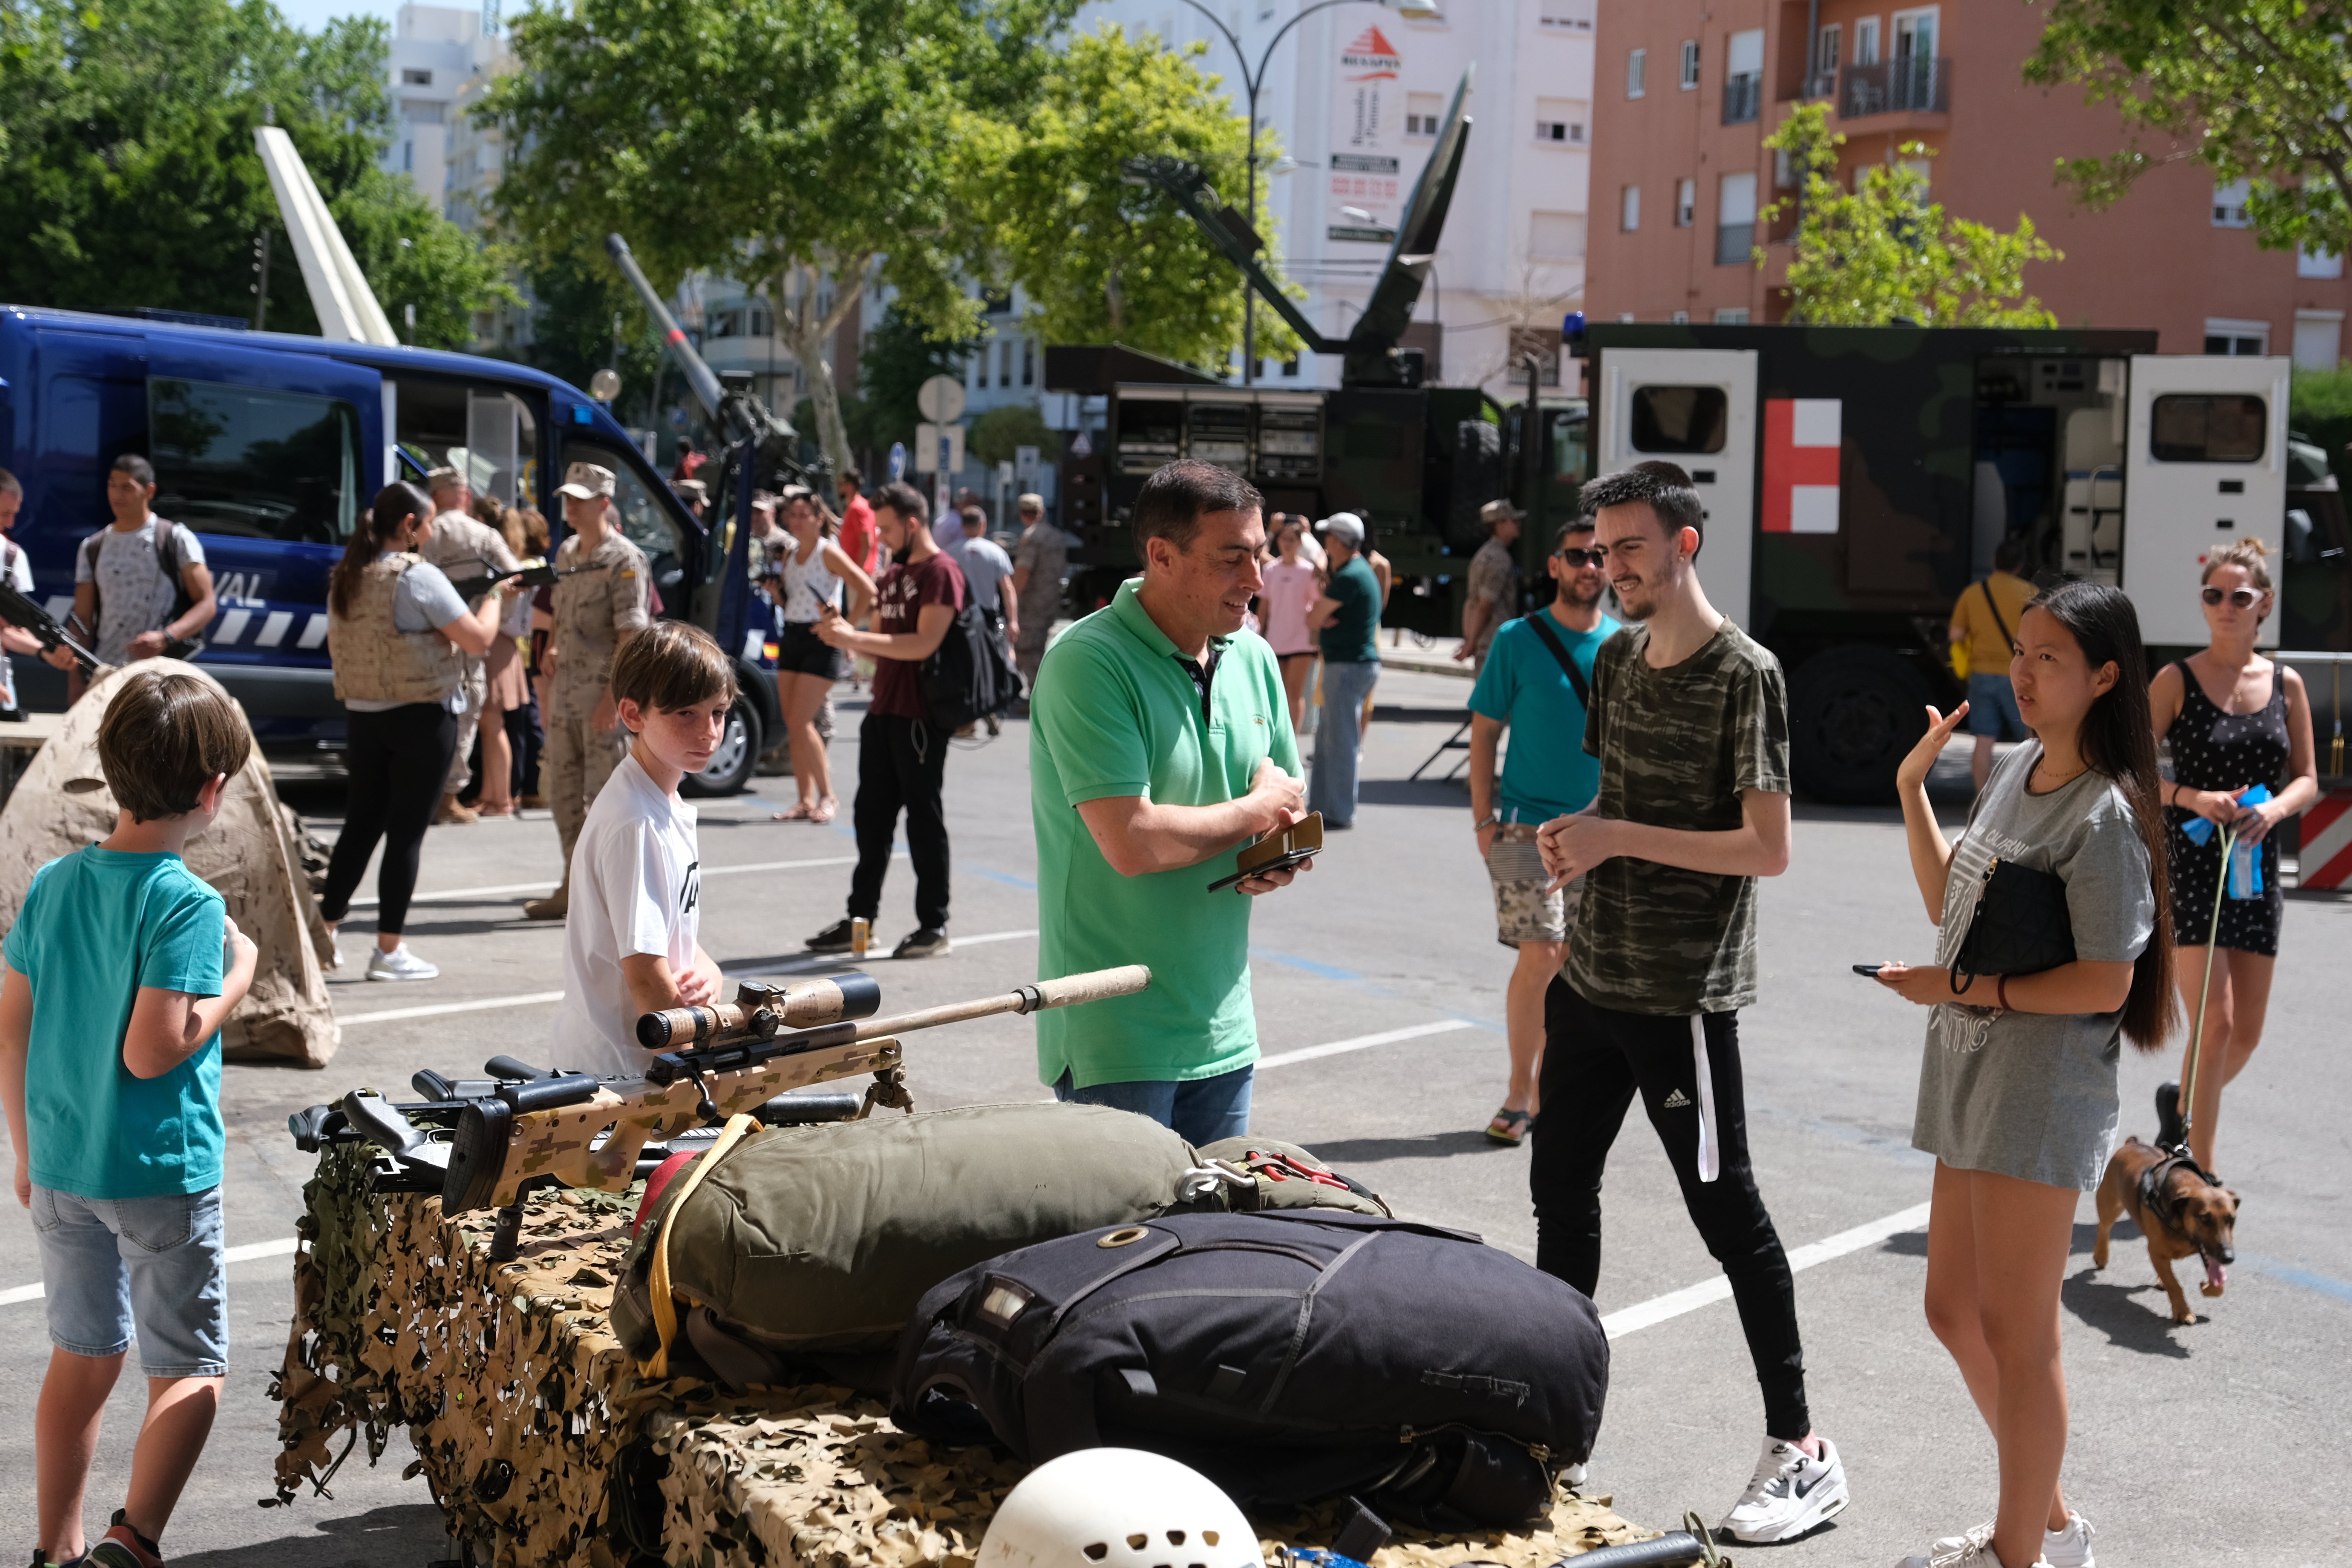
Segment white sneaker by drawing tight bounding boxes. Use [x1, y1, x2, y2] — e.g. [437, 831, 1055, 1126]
[1897, 1523, 2060, 1568]
[1561, 1461, 1589, 1491]
[1720, 1433, 1849, 1544]
[326, 932, 342, 970]
[2043, 1512, 2095, 1568]
[364, 943, 439, 982]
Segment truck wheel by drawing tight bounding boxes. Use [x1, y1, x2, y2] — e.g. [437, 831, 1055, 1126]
[1788, 645, 1933, 805]
[680, 695, 762, 798]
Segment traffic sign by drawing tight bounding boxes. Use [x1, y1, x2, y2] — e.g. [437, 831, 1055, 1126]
[916, 374, 966, 424]
[913, 421, 965, 473]
[1014, 444, 1041, 481]
[888, 441, 906, 481]
[1069, 430, 1093, 459]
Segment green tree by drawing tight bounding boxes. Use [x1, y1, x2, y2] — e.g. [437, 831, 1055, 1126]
[521, 250, 665, 426]
[1758, 103, 2061, 326]
[2024, 0, 2352, 260]
[956, 24, 1299, 369]
[852, 305, 983, 469]
[969, 404, 1059, 467]
[485, 0, 1076, 479]
[0, 0, 510, 347]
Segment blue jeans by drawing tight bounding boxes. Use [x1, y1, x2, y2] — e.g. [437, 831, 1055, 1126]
[1311, 658, 1380, 827]
[1966, 672, 2026, 740]
[1050, 1065, 1254, 1146]
[29, 1184, 227, 1377]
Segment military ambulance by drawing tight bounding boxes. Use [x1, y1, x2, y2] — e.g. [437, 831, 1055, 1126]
[1575, 322, 2352, 800]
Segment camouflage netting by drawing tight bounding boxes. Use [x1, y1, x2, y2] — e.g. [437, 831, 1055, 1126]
[272, 1145, 1652, 1568]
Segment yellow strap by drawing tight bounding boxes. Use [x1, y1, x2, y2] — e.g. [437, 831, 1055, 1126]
[643, 1112, 760, 1378]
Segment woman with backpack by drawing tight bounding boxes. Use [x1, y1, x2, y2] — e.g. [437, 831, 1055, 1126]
[1875, 581, 2174, 1568]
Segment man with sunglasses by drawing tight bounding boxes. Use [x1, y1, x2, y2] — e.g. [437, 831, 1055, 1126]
[1948, 534, 2036, 793]
[1467, 518, 1619, 1146]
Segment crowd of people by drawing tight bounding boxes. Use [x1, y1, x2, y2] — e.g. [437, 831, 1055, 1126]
[0, 438, 2324, 1568]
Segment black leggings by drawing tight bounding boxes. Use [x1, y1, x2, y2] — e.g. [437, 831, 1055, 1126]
[1530, 978, 1813, 1442]
[319, 703, 459, 936]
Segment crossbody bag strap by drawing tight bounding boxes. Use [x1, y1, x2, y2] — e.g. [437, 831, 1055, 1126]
[1979, 578, 2013, 655]
[643, 1111, 761, 1377]
[1521, 613, 1591, 709]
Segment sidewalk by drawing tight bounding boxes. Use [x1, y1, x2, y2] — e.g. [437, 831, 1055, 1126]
[1374, 630, 1474, 679]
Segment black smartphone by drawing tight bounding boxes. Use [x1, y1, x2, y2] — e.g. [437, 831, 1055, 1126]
[1851, 963, 1886, 977]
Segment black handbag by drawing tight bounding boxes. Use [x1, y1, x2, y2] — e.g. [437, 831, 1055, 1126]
[1950, 857, 2076, 994]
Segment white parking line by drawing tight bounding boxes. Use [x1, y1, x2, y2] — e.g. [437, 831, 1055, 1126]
[336, 929, 1043, 1025]
[0, 1237, 300, 1309]
[1599, 1200, 1933, 1340]
[1257, 1019, 1479, 1069]
[344, 855, 868, 909]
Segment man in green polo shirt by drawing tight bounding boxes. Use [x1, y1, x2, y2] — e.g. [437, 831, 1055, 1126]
[1029, 459, 1308, 1143]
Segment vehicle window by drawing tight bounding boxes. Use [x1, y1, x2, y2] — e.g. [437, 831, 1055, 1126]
[1629, 385, 1728, 454]
[566, 439, 683, 572]
[394, 380, 541, 507]
[2150, 394, 2266, 463]
[148, 378, 359, 543]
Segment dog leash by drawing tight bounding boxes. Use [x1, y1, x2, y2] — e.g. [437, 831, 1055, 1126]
[2175, 819, 2238, 1161]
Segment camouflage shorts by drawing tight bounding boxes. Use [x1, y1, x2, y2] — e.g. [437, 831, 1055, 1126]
[1486, 822, 1580, 949]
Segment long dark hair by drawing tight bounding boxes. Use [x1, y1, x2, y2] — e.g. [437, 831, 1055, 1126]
[2026, 581, 2177, 1051]
[331, 481, 432, 618]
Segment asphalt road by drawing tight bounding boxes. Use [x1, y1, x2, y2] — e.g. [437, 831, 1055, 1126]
[2, 664, 2347, 1568]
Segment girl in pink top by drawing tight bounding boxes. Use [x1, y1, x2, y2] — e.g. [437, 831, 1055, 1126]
[1259, 514, 1323, 732]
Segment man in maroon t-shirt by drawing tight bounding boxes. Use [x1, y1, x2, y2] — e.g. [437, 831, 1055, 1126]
[810, 479, 965, 959]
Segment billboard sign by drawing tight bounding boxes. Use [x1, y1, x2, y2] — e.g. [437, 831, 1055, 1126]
[1328, 24, 1403, 244]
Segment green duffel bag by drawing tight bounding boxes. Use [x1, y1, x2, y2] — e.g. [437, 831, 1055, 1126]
[611, 1101, 1199, 1370]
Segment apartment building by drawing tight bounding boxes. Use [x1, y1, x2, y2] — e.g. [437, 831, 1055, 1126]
[1078, 0, 1597, 394]
[1587, 0, 2351, 368]
[384, 5, 508, 214]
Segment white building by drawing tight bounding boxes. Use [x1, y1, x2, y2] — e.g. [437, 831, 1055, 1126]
[385, 4, 508, 216]
[1076, 0, 1595, 395]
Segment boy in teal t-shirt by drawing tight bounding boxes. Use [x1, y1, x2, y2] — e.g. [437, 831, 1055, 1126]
[1, 669, 258, 1568]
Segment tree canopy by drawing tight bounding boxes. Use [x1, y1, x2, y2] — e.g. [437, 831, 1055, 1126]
[1758, 104, 2062, 326]
[954, 24, 1301, 371]
[0, 0, 510, 347]
[486, 0, 1078, 478]
[2024, 0, 2352, 260]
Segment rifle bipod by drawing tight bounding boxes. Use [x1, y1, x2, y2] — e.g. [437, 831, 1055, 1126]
[856, 1065, 915, 1119]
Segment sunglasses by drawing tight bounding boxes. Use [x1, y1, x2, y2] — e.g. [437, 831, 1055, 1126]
[2200, 586, 2265, 608]
[1555, 546, 1605, 567]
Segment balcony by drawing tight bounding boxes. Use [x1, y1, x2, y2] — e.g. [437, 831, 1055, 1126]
[1723, 71, 1762, 124]
[1839, 56, 1950, 119]
[1716, 222, 1756, 266]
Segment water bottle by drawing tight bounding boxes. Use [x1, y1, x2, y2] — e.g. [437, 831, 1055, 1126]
[2226, 784, 2272, 900]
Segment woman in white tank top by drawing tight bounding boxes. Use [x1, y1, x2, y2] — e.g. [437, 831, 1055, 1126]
[767, 488, 874, 823]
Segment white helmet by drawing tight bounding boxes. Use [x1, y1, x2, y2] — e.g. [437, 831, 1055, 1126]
[978, 1449, 1263, 1568]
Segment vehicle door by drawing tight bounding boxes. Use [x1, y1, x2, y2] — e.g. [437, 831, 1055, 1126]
[1596, 348, 1759, 628]
[140, 341, 380, 671]
[2122, 355, 2289, 648]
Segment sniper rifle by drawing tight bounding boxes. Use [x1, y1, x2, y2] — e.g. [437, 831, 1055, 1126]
[288, 964, 1152, 1257]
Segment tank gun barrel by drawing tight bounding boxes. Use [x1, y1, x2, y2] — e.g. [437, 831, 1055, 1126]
[604, 233, 792, 451]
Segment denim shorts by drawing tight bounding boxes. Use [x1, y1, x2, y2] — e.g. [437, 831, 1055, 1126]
[1966, 672, 2026, 740]
[29, 1184, 228, 1377]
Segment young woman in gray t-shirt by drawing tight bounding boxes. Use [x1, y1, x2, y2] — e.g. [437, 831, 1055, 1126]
[1874, 581, 2177, 1568]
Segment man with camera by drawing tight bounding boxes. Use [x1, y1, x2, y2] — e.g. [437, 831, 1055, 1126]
[1027, 460, 1306, 1143]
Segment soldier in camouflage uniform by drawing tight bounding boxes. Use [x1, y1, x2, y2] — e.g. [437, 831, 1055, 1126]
[420, 466, 519, 825]
[1532, 461, 1850, 1545]
[523, 462, 651, 921]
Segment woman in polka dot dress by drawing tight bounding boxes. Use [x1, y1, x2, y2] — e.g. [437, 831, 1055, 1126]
[2147, 538, 2318, 1174]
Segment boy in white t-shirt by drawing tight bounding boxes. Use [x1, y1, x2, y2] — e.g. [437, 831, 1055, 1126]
[552, 620, 736, 1075]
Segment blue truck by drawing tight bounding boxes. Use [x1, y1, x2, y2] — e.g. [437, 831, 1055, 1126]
[0, 302, 779, 793]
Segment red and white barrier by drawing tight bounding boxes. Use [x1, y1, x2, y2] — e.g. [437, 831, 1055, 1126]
[2300, 792, 2352, 890]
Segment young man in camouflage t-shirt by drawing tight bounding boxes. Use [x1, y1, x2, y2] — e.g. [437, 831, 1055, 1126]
[1534, 462, 1851, 1546]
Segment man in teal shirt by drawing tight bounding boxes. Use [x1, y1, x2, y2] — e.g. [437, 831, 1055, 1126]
[1029, 460, 1308, 1142]
[1465, 517, 1619, 1145]
[1306, 512, 1382, 828]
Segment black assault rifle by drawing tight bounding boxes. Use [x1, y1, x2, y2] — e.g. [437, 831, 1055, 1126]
[0, 580, 101, 674]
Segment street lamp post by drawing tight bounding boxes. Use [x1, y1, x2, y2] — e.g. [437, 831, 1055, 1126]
[1172, 0, 1441, 386]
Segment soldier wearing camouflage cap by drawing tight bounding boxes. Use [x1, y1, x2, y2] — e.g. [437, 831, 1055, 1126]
[523, 461, 651, 920]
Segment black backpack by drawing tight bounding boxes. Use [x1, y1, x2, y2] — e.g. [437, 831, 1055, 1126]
[891, 1210, 1608, 1530]
[78, 517, 206, 658]
[922, 600, 1023, 730]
